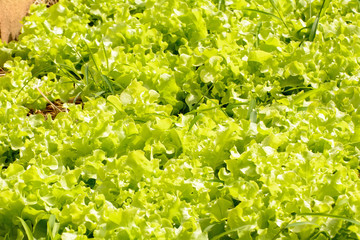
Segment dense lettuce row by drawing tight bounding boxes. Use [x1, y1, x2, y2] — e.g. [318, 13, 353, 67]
[0, 0, 360, 239]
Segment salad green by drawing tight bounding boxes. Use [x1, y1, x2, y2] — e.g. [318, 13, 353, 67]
[0, 0, 360, 239]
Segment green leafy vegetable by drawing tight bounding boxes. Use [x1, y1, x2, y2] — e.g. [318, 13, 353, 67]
[0, 0, 360, 239]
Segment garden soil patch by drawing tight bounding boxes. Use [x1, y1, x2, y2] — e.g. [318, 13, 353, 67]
[27, 97, 83, 120]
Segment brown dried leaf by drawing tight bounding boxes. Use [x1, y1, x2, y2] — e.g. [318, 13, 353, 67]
[0, 0, 59, 43]
[0, 0, 34, 43]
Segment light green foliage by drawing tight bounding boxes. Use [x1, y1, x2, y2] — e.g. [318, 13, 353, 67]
[0, 0, 360, 239]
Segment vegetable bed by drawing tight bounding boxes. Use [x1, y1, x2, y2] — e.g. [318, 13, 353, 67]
[0, 0, 360, 239]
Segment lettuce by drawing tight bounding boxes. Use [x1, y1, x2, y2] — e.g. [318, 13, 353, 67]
[0, 0, 360, 239]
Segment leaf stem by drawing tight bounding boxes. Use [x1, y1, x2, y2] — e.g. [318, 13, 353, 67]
[35, 86, 65, 113]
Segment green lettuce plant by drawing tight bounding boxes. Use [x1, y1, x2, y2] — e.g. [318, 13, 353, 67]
[0, 0, 360, 239]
